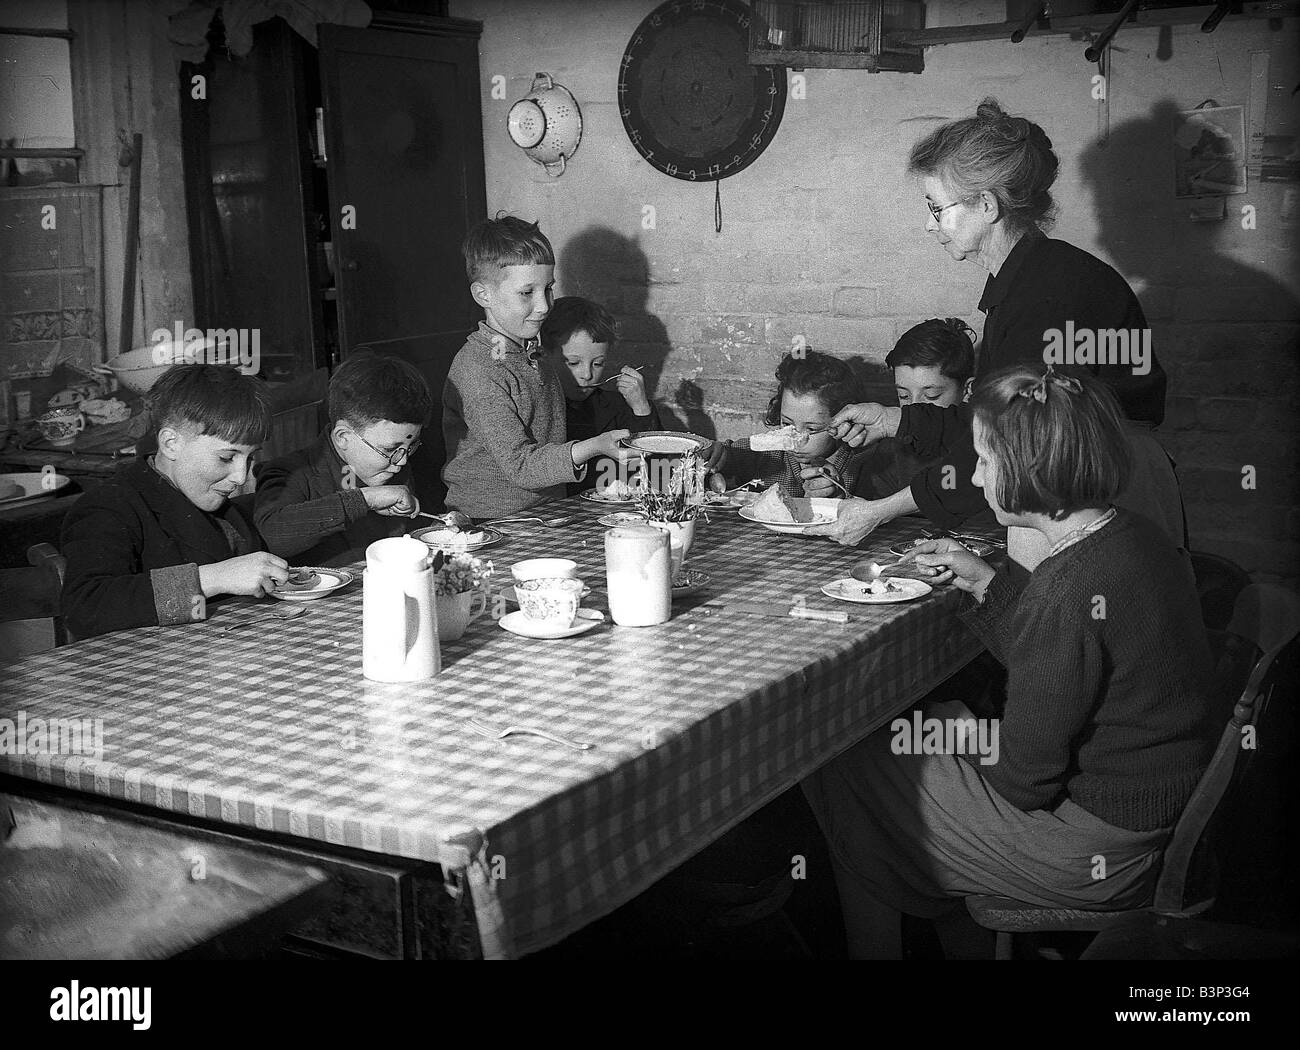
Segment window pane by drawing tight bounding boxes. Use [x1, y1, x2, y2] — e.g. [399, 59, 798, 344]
[1, 1, 68, 31]
[0, 34, 74, 148]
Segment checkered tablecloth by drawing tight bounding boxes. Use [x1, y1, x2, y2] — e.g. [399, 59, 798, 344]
[0, 499, 991, 958]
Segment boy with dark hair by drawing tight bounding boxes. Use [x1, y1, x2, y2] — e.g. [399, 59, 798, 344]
[542, 296, 659, 493]
[442, 216, 629, 519]
[61, 364, 288, 639]
[858, 318, 977, 499]
[255, 352, 433, 565]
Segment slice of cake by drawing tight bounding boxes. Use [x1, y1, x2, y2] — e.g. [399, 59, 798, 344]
[752, 484, 815, 523]
[749, 425, 807, 452]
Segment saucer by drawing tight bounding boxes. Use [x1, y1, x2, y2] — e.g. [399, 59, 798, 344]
[271, 567, 354, 601]
[498, 608, 604, 639]
[597, 511, 648, 527]
[580, 490, 637, 505]
[672, 569, 711, 599]
[411, 526, 503, 552]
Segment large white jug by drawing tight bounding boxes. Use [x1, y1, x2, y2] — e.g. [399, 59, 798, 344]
[362, 536, 441, 682]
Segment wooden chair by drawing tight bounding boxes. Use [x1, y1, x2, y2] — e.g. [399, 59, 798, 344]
[1189, 551, 1251, 632]
[0, 543, 69, 661]
[965, 627, 1295, 960]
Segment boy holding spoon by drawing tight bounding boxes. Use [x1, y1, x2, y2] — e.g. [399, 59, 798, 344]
[541, 297, 659, 494]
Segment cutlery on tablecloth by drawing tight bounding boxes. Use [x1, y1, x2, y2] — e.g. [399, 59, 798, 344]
[702, 600, 848, 624]
[467, 718, 594, 751]
[222, 605, 306, 632]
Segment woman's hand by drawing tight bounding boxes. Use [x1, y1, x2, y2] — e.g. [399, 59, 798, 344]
[805, 497, 889, 547]
[905, 538, 997, 601]
[829, 403, 900, 448]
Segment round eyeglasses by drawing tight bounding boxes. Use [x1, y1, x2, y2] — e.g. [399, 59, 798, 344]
[926, 193, 978, 221]
[355, 431, 421, 467]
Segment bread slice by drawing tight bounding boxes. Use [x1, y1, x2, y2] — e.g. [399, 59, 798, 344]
[753, 484, 815, 523]
[749, 425, 806, 452]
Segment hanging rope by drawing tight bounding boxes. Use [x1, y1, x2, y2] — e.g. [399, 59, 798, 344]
[714, 180, 723, 234]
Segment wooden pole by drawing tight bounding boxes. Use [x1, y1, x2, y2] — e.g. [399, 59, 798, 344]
[118, 132, 142, 359]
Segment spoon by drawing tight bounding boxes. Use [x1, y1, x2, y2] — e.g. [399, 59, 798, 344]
[480, 514, 579, 528]
[223, 604, 306, 632]
[850, 555, 939, 583]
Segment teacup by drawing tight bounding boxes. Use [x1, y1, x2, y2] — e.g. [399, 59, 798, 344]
[37, 407, 85, 447]
[516, 577, 583, 628]
[511, 558, 578, 583]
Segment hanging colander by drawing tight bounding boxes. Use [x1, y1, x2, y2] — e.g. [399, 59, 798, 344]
[507, 72, 582, 177]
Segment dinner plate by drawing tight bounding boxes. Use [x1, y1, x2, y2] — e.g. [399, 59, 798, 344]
[672, 568, 711, 599]
[0, 471, 71, 509]
[498, 608, 604, 639]
[271, 567, 354, 601]
[498, 582, 593, 605]
[410, 526, 503, 552]
[580, 490, 638, 506]
[739, 497, 840, 534]
[597, 511, 647, 527]
[821, 577, 932, 604]
[890, 537, 998, 559]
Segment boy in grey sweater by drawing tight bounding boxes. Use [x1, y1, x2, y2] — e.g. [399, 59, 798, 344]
[441, 216, 628, 519]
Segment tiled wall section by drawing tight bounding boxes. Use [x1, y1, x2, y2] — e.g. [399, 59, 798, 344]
[452, 0, 1300, 583]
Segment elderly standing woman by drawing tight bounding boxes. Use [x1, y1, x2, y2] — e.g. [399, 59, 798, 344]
[805, 99, 1185, 571]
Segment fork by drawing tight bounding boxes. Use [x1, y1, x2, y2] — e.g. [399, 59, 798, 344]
[466, 718, 593, 751]
[814, 469, 851, 497]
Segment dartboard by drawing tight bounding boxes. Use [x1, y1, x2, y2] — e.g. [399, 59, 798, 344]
[618, 0, 787, 182]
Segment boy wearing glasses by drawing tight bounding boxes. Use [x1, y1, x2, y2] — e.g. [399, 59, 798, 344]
[255, 352, 433, 565]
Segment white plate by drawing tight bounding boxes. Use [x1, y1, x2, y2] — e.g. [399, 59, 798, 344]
[270, 567, 355, 601]
[580, 490, 637, 506]
[498, 607, 604, 639]
[411, 526, 503, 552]
[890, 537, 998, 559]
[739, 497, 840, 534]
[498, 583, 592, 605]
[0, 471, 72, 509]
[821, 577, 932, 604]
[597, 511, 648, 527]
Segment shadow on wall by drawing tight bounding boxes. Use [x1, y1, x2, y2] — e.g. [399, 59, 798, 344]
[1078, 99, 1300, 571]
[558, 226, 715, 439]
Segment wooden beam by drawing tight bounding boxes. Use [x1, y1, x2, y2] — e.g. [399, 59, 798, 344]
[886, 2, 1300, 48]
[0, 26, 74, 39]
[0, 148, 84, 159]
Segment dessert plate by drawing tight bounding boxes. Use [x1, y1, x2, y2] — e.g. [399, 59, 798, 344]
[498, 608, 604, 639]
[739, 499, 838, 534]
[597, 511, 647, 527]
[270, 567, 354, 601]
[821, 577, 932, 604]
[580, 490, 637, 505]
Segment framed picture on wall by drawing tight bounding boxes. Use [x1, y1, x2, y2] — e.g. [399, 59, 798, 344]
[1174, 103, 1248, 197]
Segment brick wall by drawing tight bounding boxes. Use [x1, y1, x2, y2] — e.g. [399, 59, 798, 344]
[453, 0, 1300, 584]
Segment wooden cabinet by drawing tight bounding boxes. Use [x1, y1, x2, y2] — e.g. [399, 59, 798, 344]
[181, 12, 486, 508]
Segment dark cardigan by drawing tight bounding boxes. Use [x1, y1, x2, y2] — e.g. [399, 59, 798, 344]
[254, 431, 412, 566]
[960, 508, 1217, 832]
[60, 457, 263, 639]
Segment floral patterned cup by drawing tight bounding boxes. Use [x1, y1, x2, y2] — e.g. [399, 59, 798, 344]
[37, 407, 85, 447]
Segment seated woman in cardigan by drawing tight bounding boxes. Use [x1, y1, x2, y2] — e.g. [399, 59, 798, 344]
[801, 364, 1219, 958]
[61, 364, 289, 639]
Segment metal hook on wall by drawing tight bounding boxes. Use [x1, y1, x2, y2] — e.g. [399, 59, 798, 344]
[1085, 0, 1139, 63]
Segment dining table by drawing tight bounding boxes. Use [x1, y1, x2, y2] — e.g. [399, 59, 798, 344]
[0, 493, 994, 959]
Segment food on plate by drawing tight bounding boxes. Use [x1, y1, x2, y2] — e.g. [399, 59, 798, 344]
[278, 570, 322, 591]
[752, 483, 814, 524]
[594, 479, 637, 501]
[865, 579, 908, 595]
[749, 425, 807, 452]
[419, 528, 487, 547]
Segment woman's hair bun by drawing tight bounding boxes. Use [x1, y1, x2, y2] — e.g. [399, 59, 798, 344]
[975, 98, 1006, 122]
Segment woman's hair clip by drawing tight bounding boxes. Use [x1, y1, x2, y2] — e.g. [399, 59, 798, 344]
[1018, 365, 1082, 403]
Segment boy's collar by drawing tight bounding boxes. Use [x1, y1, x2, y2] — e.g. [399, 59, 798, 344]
[478, 321, 543, 367]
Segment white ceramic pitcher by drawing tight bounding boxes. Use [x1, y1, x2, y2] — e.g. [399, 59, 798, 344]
[362, 536, 441, 682]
